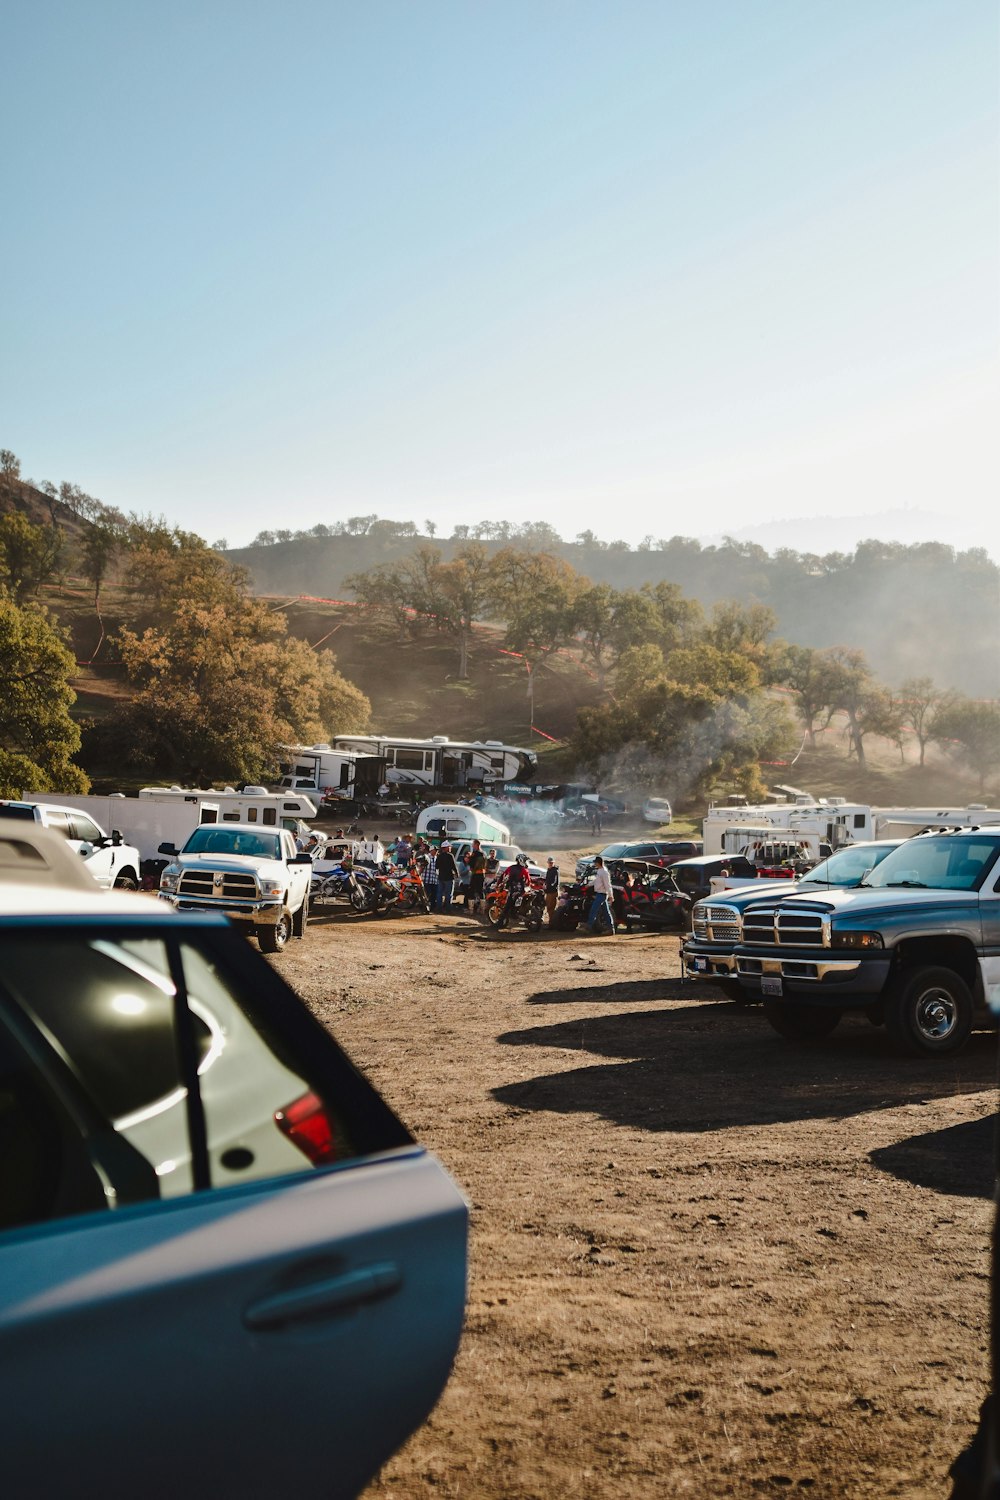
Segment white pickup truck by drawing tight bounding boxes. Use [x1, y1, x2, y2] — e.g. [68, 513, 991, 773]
[0, 800, 142, 890]
[157, 822, 312, 952]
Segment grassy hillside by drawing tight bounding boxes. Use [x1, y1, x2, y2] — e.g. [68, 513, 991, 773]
[278, 598, 602, 744]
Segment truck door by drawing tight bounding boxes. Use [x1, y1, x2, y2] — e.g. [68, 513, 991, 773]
[66, 813, 115, 888]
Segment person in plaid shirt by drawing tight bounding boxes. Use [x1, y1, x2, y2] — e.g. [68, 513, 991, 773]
[422, 848, 439, 911]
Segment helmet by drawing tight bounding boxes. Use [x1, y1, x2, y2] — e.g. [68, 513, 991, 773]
[517, 853, 529, 866]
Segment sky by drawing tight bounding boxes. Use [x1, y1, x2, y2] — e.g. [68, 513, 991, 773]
[2, 1, 997, 554]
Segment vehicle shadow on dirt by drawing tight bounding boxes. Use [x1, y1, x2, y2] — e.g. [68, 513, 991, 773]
[870, 1114, 996, 1199]
[492, 1003, 997, 1133]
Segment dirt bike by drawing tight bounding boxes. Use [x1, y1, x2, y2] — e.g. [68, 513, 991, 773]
[311, 864, 378, 912]
[486, 879, 545, 932]
[374, 865, 430, 915]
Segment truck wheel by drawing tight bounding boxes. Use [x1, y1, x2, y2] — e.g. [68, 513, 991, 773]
[292, 897, 309, 937]
[763, 1001, 841, 1042]
[113, 870, 139, 891]
[884, 966, 973, 1056]
[259, 914, 291, 954]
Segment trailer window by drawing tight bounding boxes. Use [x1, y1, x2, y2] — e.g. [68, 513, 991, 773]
[394, 749, 426, 771]
[246, 808, 258, 822]
[222, 812, 240, 822]
[262, 809, 276, 825]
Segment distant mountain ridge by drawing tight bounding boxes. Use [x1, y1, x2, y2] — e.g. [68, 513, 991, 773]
[714, 508, 992, 560]
[228, 526, 999, 698]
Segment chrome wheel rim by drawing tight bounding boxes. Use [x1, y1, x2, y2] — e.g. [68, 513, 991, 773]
[914, 987, 957, 1041]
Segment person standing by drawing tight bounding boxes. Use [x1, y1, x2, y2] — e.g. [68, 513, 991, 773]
[422, 846, 439, 911]
[436, 841, 458, 913]
[587, 856, 615, 935]
[393, 834, 412, 867]
[466, 838, 487, 914]
[544, 856, 560, 925]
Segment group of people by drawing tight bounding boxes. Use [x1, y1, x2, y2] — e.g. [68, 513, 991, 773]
[300, 825, 616, 934]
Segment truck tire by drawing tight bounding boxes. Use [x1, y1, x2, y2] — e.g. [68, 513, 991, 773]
[258, 913, 291, 954]
[763, 1001, 841, 1042]
[113, 870, 140, 891]
[292, 896, 309, 938]
[884, 966, 973, 1057]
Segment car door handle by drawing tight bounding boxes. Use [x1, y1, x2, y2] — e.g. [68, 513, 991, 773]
[243, 1262, 402, 1330]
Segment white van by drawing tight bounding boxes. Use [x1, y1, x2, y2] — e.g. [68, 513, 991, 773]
[414, 803, 511, 847]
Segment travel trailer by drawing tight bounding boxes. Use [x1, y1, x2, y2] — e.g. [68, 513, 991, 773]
[331, 734, 537, 791]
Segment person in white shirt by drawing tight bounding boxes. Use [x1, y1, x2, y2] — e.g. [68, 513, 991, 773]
[587, 856, 616, 935]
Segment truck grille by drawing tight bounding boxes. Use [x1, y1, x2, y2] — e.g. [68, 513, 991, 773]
[178, 871, 259, 900]
[693, 905, 741, 943]
[741, 905, 827, 948]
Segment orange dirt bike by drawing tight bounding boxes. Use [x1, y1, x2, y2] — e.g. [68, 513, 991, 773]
[374, 864, 430, 915]
[486, 878, 545, 932]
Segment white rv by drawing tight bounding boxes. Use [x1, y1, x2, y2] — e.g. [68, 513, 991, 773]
[275, 743, 383, 797]
[703, 797, 873, 855]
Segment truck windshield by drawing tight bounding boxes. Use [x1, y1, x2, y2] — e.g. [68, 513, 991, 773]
[861, 836, 1000, 891]
[801, 843, 897, 887]
[183, 829, 283, 860]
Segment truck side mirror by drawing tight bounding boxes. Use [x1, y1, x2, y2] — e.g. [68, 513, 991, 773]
[158, 842, 178, 856]
[111, 829, 123, 846]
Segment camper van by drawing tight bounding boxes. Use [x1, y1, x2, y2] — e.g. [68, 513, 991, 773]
[414, 803, 512, 847]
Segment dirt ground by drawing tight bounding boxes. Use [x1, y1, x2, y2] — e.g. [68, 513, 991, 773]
[275, 841, 996, 1500]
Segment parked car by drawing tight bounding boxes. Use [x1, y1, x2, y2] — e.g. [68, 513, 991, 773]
[641, 797, 673, 825]
[0, 875, 468, 1499]
[575, 840, 702, 881]
[668, 853, 758, 905]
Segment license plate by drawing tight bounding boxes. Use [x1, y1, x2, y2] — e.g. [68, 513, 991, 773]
[693, 958, 708, 972]
[761, 976, 783, 997]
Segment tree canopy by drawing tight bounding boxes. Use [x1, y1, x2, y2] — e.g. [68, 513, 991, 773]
[0, 593, 89, 796]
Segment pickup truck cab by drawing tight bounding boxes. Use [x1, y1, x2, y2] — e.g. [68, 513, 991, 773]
[0, 800, 142, 890]
[728, 828, 1000, 1055]
[158, 822, 312, 952]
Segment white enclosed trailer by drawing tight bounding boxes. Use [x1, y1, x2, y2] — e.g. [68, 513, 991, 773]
[23, 788, 317, 865]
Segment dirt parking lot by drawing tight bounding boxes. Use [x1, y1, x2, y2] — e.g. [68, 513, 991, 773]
[276, 888, 995, 1500]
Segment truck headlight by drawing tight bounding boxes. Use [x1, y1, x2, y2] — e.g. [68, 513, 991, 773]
[159, 864, 181, 893]
[831, 930, 884, 949]
[258, 878, 284, 896]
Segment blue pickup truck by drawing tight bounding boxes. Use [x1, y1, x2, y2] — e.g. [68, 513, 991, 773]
[688, 829, 1000, 1056]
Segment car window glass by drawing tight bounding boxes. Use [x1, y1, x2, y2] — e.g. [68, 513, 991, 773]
[178, 944, 357, 1189]
[0, 932, 362, 1226]
[70, 815, 105, 844]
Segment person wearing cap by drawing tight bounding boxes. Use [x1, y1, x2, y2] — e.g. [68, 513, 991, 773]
[544, 856, 560, 925]
[586, 855, 616, 935]
[436, 841, 459, 913]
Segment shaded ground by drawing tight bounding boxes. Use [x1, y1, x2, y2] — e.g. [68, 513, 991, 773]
[275, 903, 994, 1500]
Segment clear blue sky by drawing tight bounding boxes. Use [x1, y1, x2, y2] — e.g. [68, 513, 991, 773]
[3, 1, 997, 550]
